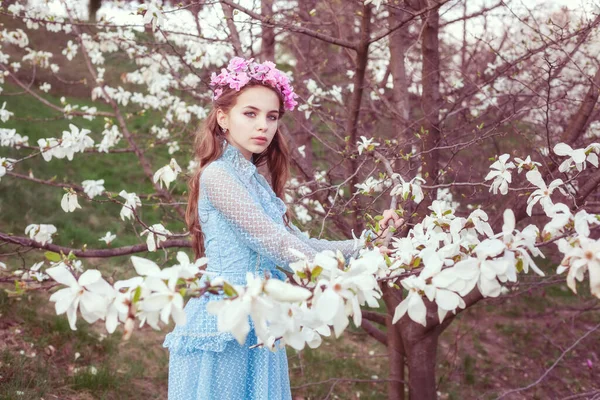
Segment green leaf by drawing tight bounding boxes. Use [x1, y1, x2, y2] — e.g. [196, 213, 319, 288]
[311, 266, 323, 281]
[412, 257, 421, 268]
[515, 258, 524, 273]
[296, 271, 307, 279]
[132, 286, 142, 303]
[44, 251, 61, 262]
[223, 282, 237, 297]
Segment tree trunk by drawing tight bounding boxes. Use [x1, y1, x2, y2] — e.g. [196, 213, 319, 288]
[261, 0, 275, 61]
[419, 0, 442, 187]
[404, 329, 440, 399]
[88, 0, 102, 22]
[383, 286, 405, 400]
[347, 4, 372, 233]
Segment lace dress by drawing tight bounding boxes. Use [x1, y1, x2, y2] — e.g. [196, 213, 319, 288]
[163, 140, 369, 400]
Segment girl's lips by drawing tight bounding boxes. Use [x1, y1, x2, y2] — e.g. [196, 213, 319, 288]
[253, 137, 268, 143]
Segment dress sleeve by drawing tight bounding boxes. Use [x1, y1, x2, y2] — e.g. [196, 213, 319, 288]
[201, 165, 319, 269]
[285, 222, 371, 260]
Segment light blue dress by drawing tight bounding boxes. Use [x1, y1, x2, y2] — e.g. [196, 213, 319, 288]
[163, 140, 367, 400]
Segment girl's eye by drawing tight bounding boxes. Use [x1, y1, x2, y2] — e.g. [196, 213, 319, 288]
[268, 115, 278, 121]
[244, 112, 256, 117]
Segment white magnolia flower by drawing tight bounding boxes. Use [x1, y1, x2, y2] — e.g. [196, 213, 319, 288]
[557, 237, 600, 298]
[0, 157, 15, 181]
[46, 266, 114, 330]
[354, 176, 387, 194]
[0, 102, 14, 122]
[357, 136, 380, 155]
[390, 175, 425, 203]
[297, 145, 306, 158]
[553, 143, 595, 172]
[62, 40, 78, 61]
[119, 190, 141, 220]
[61, 191, 81, 213]
[99, 232, 116, 245]
[364, 0, 384, 9]
[167, 141, 180, 155]
[264, 279, 312, 303]
[392, 275, 427, 326]
[513, 155, 541, 173]
[82, 179, 105, 199]
[61, 124, 94, 159]
[525, 170, 565, 216]
[0, 261, 6, 269]
[105, 276, 143, 334]
[140, 2, 166, 32]
[39, 82, 51, 92]
[37, 137, 62, 162]
[141, 276, 186, 326]
[25, 224, 57, 245]
[206, 273, 266, 344]
[153, 158, 182, 189]
[140, 223, 172, 252]
[484, 154, 515, 195]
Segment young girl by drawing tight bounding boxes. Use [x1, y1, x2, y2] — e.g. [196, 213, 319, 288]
[162, 57, 401, 400]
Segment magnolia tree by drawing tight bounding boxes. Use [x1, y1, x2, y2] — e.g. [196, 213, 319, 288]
[1, 0, 600, 399]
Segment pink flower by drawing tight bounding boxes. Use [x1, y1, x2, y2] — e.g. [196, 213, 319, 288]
[228, 57, 252, 73]
[209, 57, 298, 111]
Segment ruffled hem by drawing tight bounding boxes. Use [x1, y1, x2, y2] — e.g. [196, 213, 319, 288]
[163, 331, 237, 354]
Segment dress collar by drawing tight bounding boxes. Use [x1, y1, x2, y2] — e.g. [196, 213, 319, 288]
[220, 140, 257, 179]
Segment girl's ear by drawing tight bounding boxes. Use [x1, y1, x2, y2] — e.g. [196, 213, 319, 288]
[216, 108, 228, 130]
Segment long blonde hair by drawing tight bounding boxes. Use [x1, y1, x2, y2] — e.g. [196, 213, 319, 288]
[186, 81, 293, 260]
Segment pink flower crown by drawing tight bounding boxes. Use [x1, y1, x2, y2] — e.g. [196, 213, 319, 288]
[209, 57, 298, 111]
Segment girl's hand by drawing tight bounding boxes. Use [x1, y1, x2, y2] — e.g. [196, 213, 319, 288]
[375, 209, 403, 247]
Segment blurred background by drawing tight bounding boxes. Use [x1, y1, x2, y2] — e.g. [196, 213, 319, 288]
[1, 0, 599, 398]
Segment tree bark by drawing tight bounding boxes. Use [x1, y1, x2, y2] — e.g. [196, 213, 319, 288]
[261, 0, 275, 61]
[220, 0, 244, 55]
[88, 0, 102, 22]
[419, 0, 442, 187]
[347, 4, 372, 233]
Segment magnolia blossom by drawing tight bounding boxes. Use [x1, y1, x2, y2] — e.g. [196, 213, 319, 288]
[514, 155, 541, 173]
[99, 232, 116, 245]
[364, 0, 385, 9]
[62, 40, 78, 61]
[556, 237, 600, 297]
[153, 158, 182, 189]
[119, 190, 142, 220]
[356, 136, 380, 155]
[140, 223, 172, 252]
[390, 175, 425, 204]
[0, 157, 15, 181]
[61, 191, 81, 212]
[0, 102, 14, 122]
[525, 170, 566, 216]
[484, 154, 515, 195]
[24, 224, 57, 245]
[206, 273, 265, 344]
[354, 176, 390, 194]
[140, 2, 167, 32]
[46, 265, 114, 330]
[553, 143, 599, 172]
[82, 179, 105, 199]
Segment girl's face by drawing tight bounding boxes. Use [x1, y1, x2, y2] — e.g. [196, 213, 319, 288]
[217, 86, 281, 161]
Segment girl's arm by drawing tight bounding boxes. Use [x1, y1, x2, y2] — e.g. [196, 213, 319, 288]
[202, 164, 321, 270]
[285, 222, 373, 261]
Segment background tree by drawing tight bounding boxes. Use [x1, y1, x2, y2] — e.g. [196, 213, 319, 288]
[1, 0, 599, 399]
